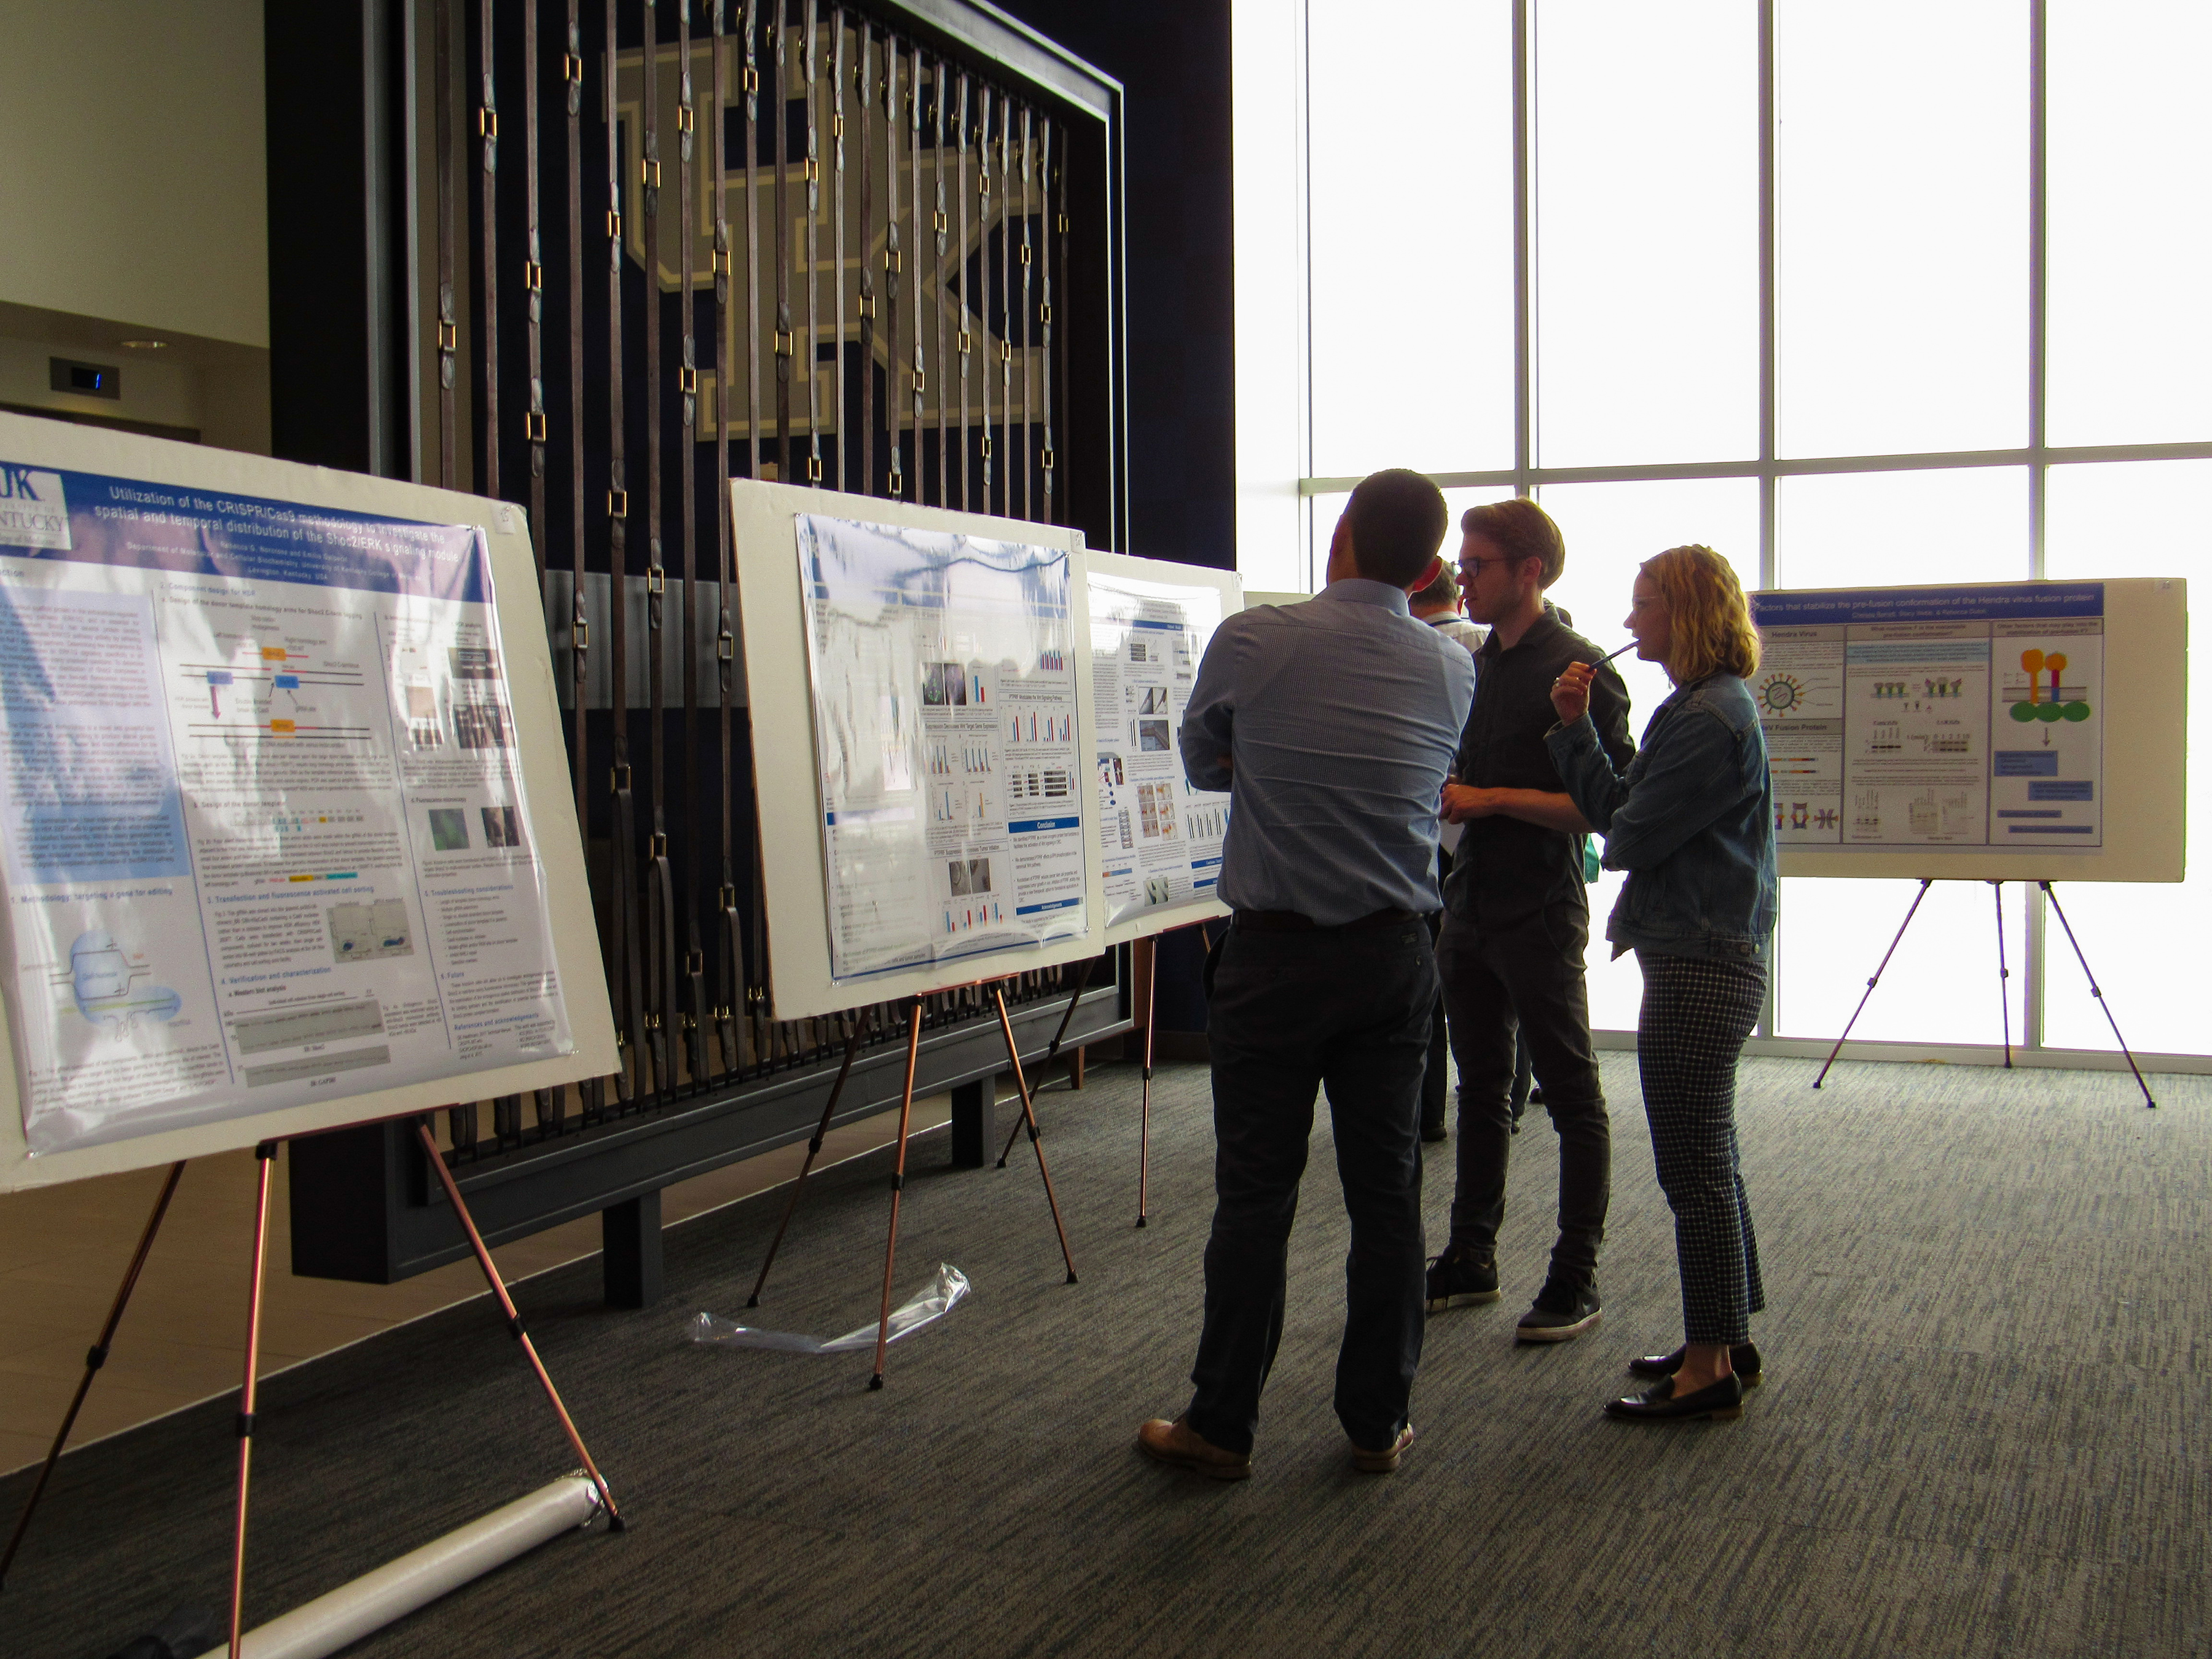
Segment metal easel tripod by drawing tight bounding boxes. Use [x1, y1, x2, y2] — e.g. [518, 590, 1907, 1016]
[1811, 877, 2156, 1108]
[0, 1128, 621, 1654]
[745, 978, 1081, 1389]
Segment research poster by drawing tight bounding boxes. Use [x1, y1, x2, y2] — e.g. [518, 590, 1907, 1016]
[795, 512, 1089, 983]
[1751, 582, 2104, 850]
[1088, 568, 1231, 927]
[0, 461, 572, 1156]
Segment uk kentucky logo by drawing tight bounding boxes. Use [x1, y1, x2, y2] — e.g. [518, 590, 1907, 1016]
[0, 463, 72, 551]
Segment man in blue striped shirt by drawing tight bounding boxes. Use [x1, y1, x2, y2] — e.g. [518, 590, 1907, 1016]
[1137, 469, 1475, 1481]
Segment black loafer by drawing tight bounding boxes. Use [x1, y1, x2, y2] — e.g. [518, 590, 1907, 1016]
[1628, 1341, 1762, 1386]
[1603, 1373, 1744, 1422]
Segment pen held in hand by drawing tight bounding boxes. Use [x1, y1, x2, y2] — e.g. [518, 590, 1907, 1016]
[1593, 640, 1638, 667]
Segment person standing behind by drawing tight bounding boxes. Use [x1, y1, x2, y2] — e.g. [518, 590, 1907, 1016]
[1411, 563, 1481, 1143]
[1411, 560, 1486, 653]
[1427, 498, 1633, 1341]
[1136, 469, 1475, 1480]
[1548, 545, 1776, 1422]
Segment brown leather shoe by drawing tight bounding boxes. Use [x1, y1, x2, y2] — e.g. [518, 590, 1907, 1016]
[1136, 1414, 1252, 1481]
[1351, 1422, 1414, 1473]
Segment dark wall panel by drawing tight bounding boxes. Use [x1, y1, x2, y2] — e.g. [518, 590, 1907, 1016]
[995, 0, 1233, 572]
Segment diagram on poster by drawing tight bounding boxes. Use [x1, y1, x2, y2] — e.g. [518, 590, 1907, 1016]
[796, 512, 1089, 983]
[0, 461, 573, 1156]
[1751, 583, 2104, 850]
[1088, 565, 1233, 928]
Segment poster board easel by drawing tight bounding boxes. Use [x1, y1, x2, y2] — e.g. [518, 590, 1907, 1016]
[0, 412, 621, 1650]
[731, 479, 1108, 1384]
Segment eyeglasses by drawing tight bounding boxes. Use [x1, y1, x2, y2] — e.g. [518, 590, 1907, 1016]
[1459, 555, 1528, 577]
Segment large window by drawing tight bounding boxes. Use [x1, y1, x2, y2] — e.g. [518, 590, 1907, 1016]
[1298, 0, 2212, 1062]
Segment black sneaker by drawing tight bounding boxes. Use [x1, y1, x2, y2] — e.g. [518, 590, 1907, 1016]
[1516, 1277, 1601, 1342]
[1424, 1244, 1500, 1311]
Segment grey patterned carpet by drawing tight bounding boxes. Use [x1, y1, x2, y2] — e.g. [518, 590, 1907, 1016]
[4, 1053, 2206, 1658]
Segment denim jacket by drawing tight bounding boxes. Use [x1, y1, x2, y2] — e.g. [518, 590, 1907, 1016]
[1544, 672, 1777, 965]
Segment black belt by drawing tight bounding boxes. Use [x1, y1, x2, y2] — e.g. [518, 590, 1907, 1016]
[1234, 907, 1424, 935]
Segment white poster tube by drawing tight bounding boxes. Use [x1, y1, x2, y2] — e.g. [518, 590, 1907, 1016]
[190, 1475, 602, 1659]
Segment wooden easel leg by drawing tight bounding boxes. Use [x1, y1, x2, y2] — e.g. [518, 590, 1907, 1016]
[992, 985, 1079, 1285]
[228, 1142, 278, 1658]
[1814, 878, 1933, 1089]
[412, 1121, 624, 1527]
[0, 1160, 185, 1592]
[1137, 934, 1158, 1228]
[870, 997, 928, 1390]
[747, 1012, 871, 1307]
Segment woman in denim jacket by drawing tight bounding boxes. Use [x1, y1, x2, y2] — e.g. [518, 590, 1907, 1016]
[1547, 545, 1776, 1424]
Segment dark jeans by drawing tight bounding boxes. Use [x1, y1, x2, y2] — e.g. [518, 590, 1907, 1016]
[1437, 904, 1610, 1285]
[1186, 919, 1436, 1456]
[1421, 987, 1531, 1134]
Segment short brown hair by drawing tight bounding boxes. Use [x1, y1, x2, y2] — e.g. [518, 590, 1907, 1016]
[1461, 496, 1565, 589]
[1345, 469, 1449, 587]
[1411, 559, 1460, 611]
[1641, 544, 1760, 682]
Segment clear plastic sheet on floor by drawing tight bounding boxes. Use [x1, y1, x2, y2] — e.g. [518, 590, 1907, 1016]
[690, 1263, 971, 1355]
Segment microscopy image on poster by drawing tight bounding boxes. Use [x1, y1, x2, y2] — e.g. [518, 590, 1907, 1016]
[1088, 567, 1231, 927]
[1751, 583, 2104, 852]
[795, 513, 1089, 983]
[0, 461, 572, 1155]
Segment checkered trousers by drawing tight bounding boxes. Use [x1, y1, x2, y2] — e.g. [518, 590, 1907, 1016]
[1635, 952, 1768, 1347]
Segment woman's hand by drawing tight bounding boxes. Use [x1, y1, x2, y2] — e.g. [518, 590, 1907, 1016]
[1440, 782, 1497, 823]
[1551, 661, 1595, 726]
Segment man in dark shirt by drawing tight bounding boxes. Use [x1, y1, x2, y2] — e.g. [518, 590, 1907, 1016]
[1135, 469, 1474, 1481]
[1428, 498, 1633, 1341]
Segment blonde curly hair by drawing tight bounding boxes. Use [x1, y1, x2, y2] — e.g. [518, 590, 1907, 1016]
[1641, 544, 1760, 683]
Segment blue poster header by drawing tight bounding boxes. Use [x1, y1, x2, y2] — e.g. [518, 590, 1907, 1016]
[0, 462, 487, 603]
[1750, 582, 2103, 628]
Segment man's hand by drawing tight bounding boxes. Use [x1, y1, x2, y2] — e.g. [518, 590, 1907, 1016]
[1551, 661, 1595, 727]
[1440, 782, 1497, 824]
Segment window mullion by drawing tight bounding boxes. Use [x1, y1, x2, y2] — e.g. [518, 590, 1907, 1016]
[1513, 0, 1534, 496]
[2025, 0, 2050, 1049]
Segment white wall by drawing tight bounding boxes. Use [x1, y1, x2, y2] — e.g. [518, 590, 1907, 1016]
[0, 1, 269, 348]
[1231, 0, 1309, 592]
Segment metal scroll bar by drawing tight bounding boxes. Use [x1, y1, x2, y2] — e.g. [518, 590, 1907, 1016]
[933, 53, 949, 508]
[565, 0, 597, 1121]
[606, 0, 644, 1112]
[955, 70, 970, 510]
[885, 36, 903, 499]
[643, 0, 677, 1101]
[678, 0, 707, 1090]
[976, 83, 993, 511]
[1019, 101, 1032, 522]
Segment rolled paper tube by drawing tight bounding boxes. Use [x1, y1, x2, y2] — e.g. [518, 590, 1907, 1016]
[190, 1475, 602, 1659]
